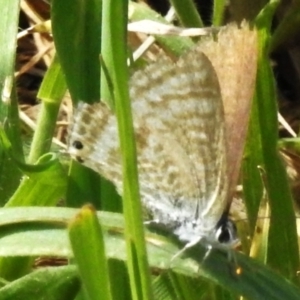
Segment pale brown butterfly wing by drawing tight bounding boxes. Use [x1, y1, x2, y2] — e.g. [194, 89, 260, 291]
[197, 22, 258, 201]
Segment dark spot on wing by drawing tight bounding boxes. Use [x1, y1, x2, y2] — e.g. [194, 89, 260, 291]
[73, 140, 84, 150]
[75, 156, 84, 163]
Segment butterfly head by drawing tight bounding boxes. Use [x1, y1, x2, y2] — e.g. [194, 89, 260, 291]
[214, 215, 238, 246]
[171, 212, 238, 250]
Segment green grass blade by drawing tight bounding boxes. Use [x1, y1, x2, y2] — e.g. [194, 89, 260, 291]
[0, 0, 23, 204]
[5, 153, 67, 207]
[255, 0, 300, 282]
[28, 55, 67, 164]
[0, 265, 80, 300]
[101, 1, 153, 299]
[69, 205, 112, 300]
[0, 207, 299, 299]
[213, 0, 226, 26]
[242, 89, 264, 232]
[51, 0, 104, 208]
[169, 0, 203, 27]
[51, 0, 102, 103]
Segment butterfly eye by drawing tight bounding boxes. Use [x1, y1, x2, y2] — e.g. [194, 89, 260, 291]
[218, 226, 231, 243]
[216, 219, 237, 244]
[72, 140, 84, 150]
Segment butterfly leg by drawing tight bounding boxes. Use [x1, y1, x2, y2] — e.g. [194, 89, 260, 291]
[202, 245, 213, 261]
[226, 249, 241, 275]
[170, 237, 203, 263]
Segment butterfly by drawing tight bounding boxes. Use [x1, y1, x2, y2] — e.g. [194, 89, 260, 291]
[68, 22, 257, 254]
